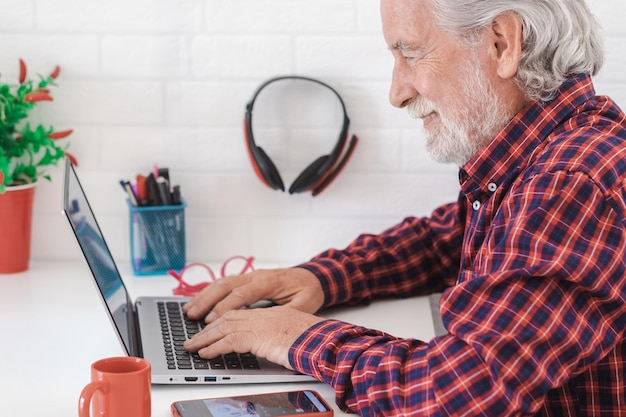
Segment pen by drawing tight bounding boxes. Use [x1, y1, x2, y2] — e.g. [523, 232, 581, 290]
[120, 180, 139, 206]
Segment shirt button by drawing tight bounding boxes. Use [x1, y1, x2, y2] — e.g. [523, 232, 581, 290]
[472, 200, 481, 211]
[488, 182, 497, 192]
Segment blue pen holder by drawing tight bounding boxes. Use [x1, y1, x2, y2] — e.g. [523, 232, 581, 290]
[127, 199, 186, 276]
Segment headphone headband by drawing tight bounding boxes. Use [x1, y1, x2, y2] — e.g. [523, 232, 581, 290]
[246, 75, 348, 115]
[244, 75, 358, 196]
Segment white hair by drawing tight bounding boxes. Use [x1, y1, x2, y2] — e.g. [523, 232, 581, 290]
[430, 0, 604, 101]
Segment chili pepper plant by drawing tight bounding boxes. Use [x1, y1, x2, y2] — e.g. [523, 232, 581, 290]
[0, 58, 77, 193]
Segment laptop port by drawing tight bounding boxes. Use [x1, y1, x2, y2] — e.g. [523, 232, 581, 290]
[204, 376, 217, 382]
[185, 377, 198, 382]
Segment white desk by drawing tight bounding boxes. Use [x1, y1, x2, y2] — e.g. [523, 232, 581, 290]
[0, 261, 436, 417]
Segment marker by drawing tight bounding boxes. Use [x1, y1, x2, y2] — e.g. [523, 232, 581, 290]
[146, 173, 162, 206]
[171, 185, 181, 205]
[156, 176, 172, 205]
[135, 174, 149, 206]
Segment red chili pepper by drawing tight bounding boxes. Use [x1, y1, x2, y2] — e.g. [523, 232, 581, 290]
[18, 58, 27, 84]
[0, 171, 4, 185]
[24, 92, 53, 103]
[48, 129, 73, 140]
[50, 65, 61, 79]
[65, 151, 79, 167]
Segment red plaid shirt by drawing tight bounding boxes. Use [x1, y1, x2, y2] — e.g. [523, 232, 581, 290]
[292, 75, 626, 416]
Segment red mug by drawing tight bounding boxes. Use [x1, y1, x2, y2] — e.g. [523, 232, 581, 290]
[78, 356, 151, 417]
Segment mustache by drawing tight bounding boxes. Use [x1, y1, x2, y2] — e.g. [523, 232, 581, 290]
[407, 98, 438, 119]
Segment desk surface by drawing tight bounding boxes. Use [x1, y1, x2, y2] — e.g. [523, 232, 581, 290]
[0, 261, 436, 417]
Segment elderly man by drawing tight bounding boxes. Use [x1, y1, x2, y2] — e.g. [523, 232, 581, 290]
[184, 0, 626, 415]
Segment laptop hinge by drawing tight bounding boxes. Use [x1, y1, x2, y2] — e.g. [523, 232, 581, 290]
[127, 296, 143, 357]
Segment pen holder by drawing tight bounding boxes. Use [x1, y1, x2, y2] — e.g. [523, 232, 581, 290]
[127, 199, 186, 276]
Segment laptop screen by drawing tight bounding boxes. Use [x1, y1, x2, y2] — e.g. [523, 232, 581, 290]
[62, 158, 134, 355]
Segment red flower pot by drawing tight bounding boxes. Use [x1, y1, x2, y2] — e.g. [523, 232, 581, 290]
[0, 183, 36, 273]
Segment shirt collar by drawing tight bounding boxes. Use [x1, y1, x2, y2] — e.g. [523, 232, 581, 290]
[459, 74, 596, 198]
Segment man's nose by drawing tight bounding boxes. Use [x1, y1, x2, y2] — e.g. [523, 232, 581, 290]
[389, 62, 418, 108]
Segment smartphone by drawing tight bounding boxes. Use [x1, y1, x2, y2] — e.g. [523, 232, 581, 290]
[171, 390, 333, 417]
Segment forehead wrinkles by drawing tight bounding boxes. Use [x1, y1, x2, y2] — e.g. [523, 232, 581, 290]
[382, 0, 437, 49]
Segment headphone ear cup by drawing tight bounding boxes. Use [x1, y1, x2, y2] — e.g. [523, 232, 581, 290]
[244, 111, 285, 192]
[288, 155, 329, 194]
[254, 146, 285, 191]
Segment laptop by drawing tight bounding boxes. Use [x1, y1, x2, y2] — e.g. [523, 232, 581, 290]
[61, 157, 315, 385]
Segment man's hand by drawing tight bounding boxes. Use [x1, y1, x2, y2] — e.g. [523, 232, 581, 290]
[183, 305, 324, 369]
[182, 267, 325, 323]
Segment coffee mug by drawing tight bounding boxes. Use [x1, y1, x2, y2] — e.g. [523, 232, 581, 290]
[78, 356, 151, 417]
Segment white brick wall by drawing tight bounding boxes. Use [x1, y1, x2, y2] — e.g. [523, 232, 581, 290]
[1, 0, 624, 269]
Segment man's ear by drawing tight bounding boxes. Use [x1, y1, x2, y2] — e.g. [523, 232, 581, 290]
[489, 12, 523, 79]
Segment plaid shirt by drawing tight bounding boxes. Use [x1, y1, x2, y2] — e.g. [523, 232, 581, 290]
[292, 75, 626, 416]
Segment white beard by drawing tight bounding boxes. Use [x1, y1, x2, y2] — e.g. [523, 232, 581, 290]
[407, 55, 513, 167]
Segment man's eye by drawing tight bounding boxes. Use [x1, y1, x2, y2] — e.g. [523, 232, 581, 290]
[404, 55, 421, 64]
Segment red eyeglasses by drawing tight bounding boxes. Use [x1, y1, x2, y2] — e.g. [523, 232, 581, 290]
[167, 255, 255, 297]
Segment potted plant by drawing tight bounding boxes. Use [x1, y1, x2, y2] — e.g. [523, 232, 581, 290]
[0, 58, 77, 273]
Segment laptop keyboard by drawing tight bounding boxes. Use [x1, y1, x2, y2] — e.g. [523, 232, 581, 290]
[158, 301, 260, 371]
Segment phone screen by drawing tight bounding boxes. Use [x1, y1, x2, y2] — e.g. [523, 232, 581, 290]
[172, 390, 331, 417]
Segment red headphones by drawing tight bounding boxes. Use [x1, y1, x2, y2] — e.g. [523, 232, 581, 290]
[244, 76, 358, 196]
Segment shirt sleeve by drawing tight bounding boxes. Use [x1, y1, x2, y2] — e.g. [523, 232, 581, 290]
[298, 199, 465, 308]
[289, 170, 626, 416]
